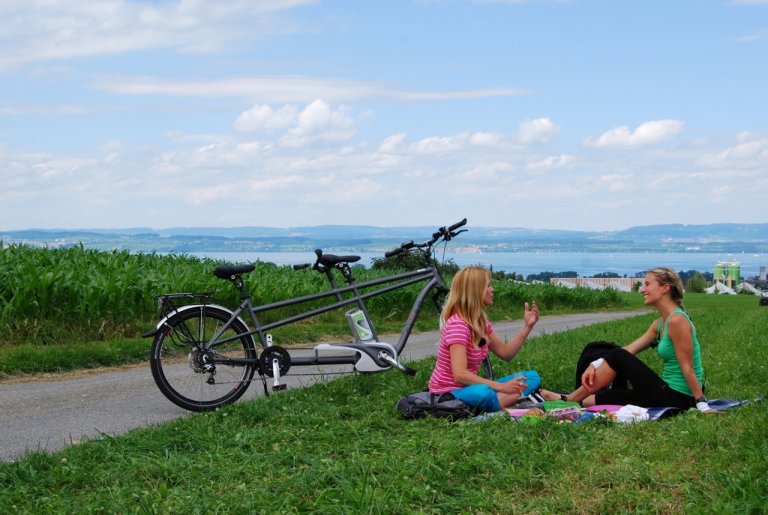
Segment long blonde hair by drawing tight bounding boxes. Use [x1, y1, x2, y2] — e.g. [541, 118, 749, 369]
[442, 266, 490, 346]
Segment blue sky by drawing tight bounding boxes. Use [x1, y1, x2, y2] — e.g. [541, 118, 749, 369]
[1, 0, 766, 232]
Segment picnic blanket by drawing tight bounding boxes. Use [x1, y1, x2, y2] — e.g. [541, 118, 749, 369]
[472, 397, 762, 424]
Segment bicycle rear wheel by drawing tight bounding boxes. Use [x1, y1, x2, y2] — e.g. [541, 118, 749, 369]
[150, 305, 258, 411]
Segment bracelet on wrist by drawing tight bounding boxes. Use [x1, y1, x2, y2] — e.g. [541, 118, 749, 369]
[695, 395, 707, 403]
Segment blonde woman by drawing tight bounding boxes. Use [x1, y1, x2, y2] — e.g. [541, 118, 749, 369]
[543, 267, 712, 412]
[427, 266, 541, 413]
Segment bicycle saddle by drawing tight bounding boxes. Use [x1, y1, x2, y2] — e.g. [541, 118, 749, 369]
[213, 263, 256, 279]
[315, 250, 361, 267]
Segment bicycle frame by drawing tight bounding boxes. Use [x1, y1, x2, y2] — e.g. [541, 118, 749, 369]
[152, 262, 445, 370]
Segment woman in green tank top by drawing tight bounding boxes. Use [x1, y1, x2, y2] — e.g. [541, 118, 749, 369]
[543, 267, 712, 412]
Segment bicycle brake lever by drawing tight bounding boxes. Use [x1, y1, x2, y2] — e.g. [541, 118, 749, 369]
[445, 228, 467, 241]
[312, 249, 326, 271]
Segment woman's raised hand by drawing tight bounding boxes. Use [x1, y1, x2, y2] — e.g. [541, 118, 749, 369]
[523, 301, 540, 330]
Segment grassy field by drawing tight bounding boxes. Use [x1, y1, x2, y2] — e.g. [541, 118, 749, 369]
[1, 293, 766, 513]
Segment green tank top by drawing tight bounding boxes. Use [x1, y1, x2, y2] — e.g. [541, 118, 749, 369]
[655, 308, 704, 396]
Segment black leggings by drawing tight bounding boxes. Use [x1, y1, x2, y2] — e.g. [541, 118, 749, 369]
[594, 349, 696, 409]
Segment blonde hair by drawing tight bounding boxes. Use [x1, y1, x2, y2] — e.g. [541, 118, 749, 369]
[648, 267, 685, 308]
[442, 266, 490, 346]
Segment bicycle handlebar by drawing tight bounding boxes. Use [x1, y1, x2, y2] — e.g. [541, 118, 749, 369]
[384, 240, 414, 258]
[385, 218, 467, 258]
[448, 218, 467, 232]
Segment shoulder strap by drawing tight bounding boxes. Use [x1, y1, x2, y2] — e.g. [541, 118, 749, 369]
[659, 308, 695, 342]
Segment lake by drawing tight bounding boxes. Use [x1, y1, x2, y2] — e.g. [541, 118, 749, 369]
[188, 251, 768, 279]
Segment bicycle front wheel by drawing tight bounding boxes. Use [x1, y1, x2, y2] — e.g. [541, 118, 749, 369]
[150, 305, 258, 412]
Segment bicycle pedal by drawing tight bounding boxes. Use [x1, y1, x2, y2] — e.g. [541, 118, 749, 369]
[272, 384, 287, 392]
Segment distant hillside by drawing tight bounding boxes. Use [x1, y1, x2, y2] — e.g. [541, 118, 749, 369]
[2, 223, 767, 254]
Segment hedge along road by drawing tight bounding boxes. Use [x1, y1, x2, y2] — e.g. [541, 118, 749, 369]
[0, 310, 649, 463]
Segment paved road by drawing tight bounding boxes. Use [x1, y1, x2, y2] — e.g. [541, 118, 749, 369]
[0, 310, 648, 462]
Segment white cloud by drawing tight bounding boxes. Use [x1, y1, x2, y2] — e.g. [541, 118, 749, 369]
[246, 175, 305, 197]
[461, 161, 514, 181]
[300, 178, 383, 205]
[93, 75, 530, 104]
[378, 133, 407, 153]
[710, 184, 734, 203]
[527, 180, 584, 200]
[281, 100, 356, 147]
[410, 134, 467, 154]
[698, 132, 768, 169]
[234, 104, 298, 133]
[584, 119, 684, 148]
[526, 154, 575, 171]
[2, 120, 766, 231]
[517, 117, 559, 144]
[596, 173, 634, 193]
[189, 183, 235, 205]
[470, 132, 505, 146]
[0, 0, 315, 71]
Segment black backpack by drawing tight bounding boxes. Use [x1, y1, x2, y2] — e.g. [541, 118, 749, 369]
[395, 391, 476, 420]
[574, 341, 629, 390]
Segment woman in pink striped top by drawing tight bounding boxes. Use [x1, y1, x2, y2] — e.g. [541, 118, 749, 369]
[427, 266, 542, 413]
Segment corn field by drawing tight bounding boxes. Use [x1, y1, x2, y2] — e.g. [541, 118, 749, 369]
[0, 244, 625, 345]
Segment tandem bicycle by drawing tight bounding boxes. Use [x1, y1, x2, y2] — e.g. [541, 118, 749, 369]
[144, 218, 492, 411]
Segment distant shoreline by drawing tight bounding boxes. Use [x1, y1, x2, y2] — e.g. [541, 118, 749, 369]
[185, 250, 768, 279]
[2, 222, 767, 256]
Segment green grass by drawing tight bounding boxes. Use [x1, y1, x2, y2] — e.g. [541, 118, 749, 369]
[1, 294, 766, 513]
[0, 338, 149, 379]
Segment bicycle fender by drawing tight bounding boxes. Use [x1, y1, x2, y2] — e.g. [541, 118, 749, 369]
[144, 304, 245, 338]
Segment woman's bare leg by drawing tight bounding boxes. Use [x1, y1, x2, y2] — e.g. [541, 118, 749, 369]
[540, 386, 598, 405]
[497, 392, 523, 409]
[540, 389, 565, 401]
